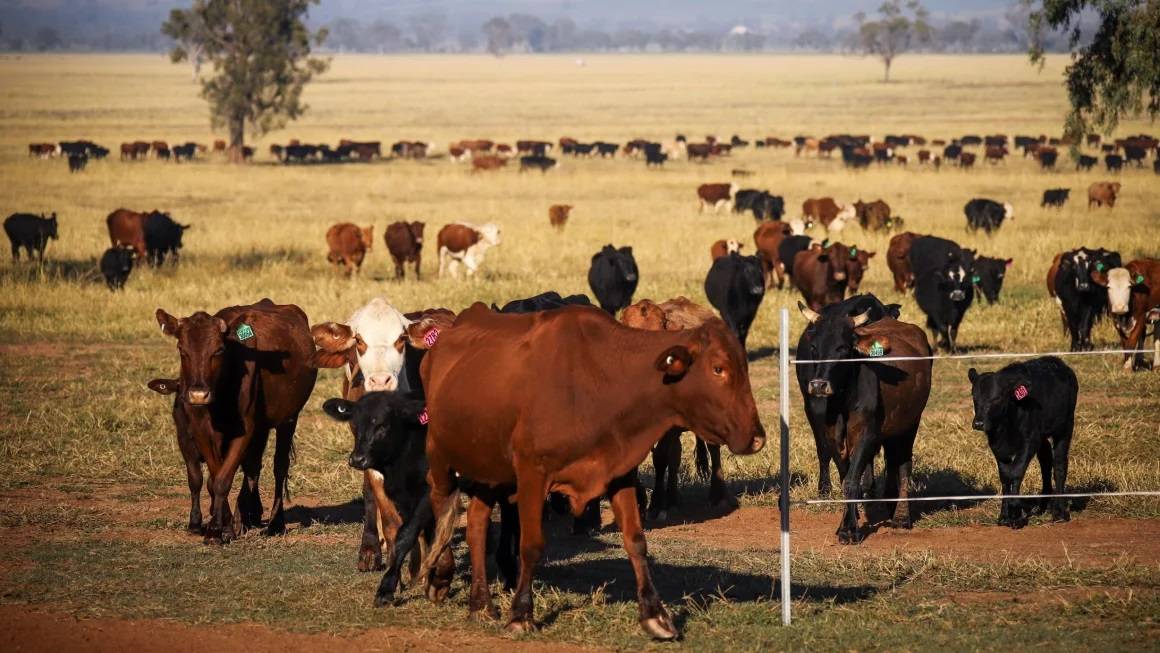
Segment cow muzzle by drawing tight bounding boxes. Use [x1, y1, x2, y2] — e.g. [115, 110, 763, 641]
[807, 379, 833, 397]
[833, 271, 846, 281]
[364, 373, 397, 392]
[950, 290, 965, 301]
[186, 389, 212, 405]
[348, 453, 371, 470]
[971, 419, 985, 431]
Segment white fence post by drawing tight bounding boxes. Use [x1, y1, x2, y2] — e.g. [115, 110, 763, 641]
[779, 307, 792, 626]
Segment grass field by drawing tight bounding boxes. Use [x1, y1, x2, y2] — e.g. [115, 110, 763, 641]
[1, 53, 1158, 651]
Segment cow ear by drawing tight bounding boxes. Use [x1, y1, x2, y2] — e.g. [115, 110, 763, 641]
[655, 345, 694, 378]
[854, 334, 890, 357]
[156, 309, 180, 338]
[399, 399, 428, 424]
[620, 246, 633, 256]
[225, 316, 257, 348]
[967, 368, 978, 384]
[322, 398, 356, 422]
[1004, 258, 1014, 268]
[147, 378, 179, 395]
[866, 251, 876, 259]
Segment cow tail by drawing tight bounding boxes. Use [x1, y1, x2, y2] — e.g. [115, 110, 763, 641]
[418, 487, 460, 586]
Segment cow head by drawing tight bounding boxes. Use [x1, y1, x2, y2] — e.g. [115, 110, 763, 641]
[798, 298, 894, 398]
[657, 318, 765, 456]
[477, 223, 502, 247]
[312, 298, 411, 394]
[941, 262, 972, 302]
[967, 367, 1030, 432]
[819, 242, 847, 283]
[595, 245, 639, 284]
[621, 299, 667, 331]
[1003, 203, 1014, 220]
[971, 257, 1012, 304]
[323, 392, 427, 471]
[45, 212, 59, 239]
[156, 308, 255, 406]
[845, 246, 875, 293]
[109, 245, 137, 275]
[1066, 249, 1095, 291]
[725, 239, 742, 255]
[408, 221, 425, 245]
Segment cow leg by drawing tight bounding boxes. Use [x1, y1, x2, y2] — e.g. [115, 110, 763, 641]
[207, 433, 252, 544]
[236, 434, 265, 534]
[358, 479, 384, 571]
[423, 462, 458, 603]
[413, 254, 421, 281]
[706, 444, 734, 508]
[1051, 431, 1072, 522]
[996, 447, 1033, 528]
[496, 499, 520, 590]
[375, 494, 434, 607]
[392, 256, 403, 279]
[266, 420, 295, 536]
[437, 249, 447, 277]
[648, 429, 679, 520]
[1035, 439, 1053, 515]
[507, 475, 547, 633]
[466, 493, 499, 621]
[608, 471, 677, 640]
[173, 411, 203, 534]
[883, 434, 914, 529]
[9, 242, 18, 261]
[838, 428, 878, 544]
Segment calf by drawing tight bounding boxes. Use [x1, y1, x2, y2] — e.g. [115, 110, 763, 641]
[1105, 154, 1124, 172]
[1041, 188, 1070, 208]
[645, 149, 668, 167]
[968, 357, 1077, 527]
[1088, 181, 1121, 209]
[964, 198, 1013, 235]
[1050, 247, 1123, 350]
[548, 204, 572, 231]
[1106, 258, 1160, 370]
[792, 242, 850, 311]
[797, 295, 931, 543]
[972, 256, 1014, 304]
[887, 231, 919, 293]
[323, 392, 434, 605]
[697, 182, 737, 213]
[471, 155, 507, 172]
[384, 221, 424, 280]
[326, 223, 374, 276]
[588, 245, 640, 314]
[853, 199, 894, 231]
[519, 155, 558, 173]
[311, 297, 415, 396]
[100, 245, 136, 290]
[733, 189, 784, 221]
[710, 239, 743, 261]
[4, 212, 58, 261]
[1076, 154, 1097, 171]
[704, 252, 765, 348]
[438, 223, 501, 279]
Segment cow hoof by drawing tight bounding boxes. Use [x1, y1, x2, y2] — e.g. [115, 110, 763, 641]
[373, 591, 398, 608]
[641, 612, 678, 641]
[889, 518, 913, 530]
[357, 547, 383, 572]
[1007, 517, 1028, 530]
[187, 522, 203, 536]
[1052, 510, 1071, 523]
[505, 617, 536, 634]
[426, 583, 450, 604]
[837, 528, 864, 544]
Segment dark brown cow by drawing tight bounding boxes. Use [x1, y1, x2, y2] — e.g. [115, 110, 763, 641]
[471, 155, 507, 172]
[419, 304, 765, 639]
[793, 241, 850, 311]
[685, 142, 713, 161]
[710, 238, 743, 261]
[213, 140, 226, 152]
[326, 223, 374, 277]
[1107, 259, 1160, 370]
[960, 152, 977, 168]
[106, 208, 150, 257]
[1088, 181, 1121, 209]
[845, 245, 876, 294]
[984, 146, 1008, 163]
[384, 221, 424, 280]
[753, 221, 793, 288]
[917, 149, 932, 164]
[697, 182, 736, 213]
[548, 204, 572, 231]
[149, 299, 317, 543]
[888, 231, 920, 293]
[28, 143, 57, 158]
[853, 199, 893, 231]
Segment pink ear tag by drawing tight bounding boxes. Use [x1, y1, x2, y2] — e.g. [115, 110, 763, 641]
[423, 328, 440, 348]
[1013, 385, 1028, 401]
[418, 407, 429, 425]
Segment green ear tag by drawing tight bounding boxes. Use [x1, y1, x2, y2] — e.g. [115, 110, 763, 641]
[1137, 274, 1146, 284]
[971, 274, 981, 283]
[821, 238, 830, 249]
[1095, 262, 1105, 271]
[235, 324, 254, 341]
[869, 341, 884, 357]
[849, 246, 858, 259]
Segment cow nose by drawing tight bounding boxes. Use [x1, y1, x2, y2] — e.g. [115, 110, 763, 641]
[348, 454, 370, 470]
[186, 389, 212, 405]
[950, 290, 965, 301]
[365, 373, 396, 392]
[747, 423, 766, 454]
[972, 419, 984, 431]
[625, 273, 638, 282]
[807, 379, 832, 397]
[833, 271, 846, 281]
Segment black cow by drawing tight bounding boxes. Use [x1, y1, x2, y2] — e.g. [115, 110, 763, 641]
[89, 145, 110, 160]
[1123, 144, 1147, 167]
[594, 142, 619, 157]
[645, 150, 668, 167]
[964, 198, 1013, 235]
[1038, 150, 1058, 169]
[144, 212, 190, 267]
[1053, 247, 1122, 351]
[1041, 188, 1070, 208]
[968, 356, 1077, 528]
[1105, 154, 1123, 171]
[67, 153, 87, 173]
[734, 189, 785, 222]
[910, 236, 975, 352]
[587, 245, 639, 315]
[1076, 154, 1097, 171]
[777, 235, 814, 283]
[4, 212, 58, 261]
[943, 143, 963, 160]
[519, 155, 557, 173]
[704, 252, 765, 349]
[323, 391, 436, 606]
[493, 291, 592, 314]
[283, 144, 318, 163]
[173, 143, 197, 162]
[972, 256, 1013, 304]
[99, 245, 136, 290]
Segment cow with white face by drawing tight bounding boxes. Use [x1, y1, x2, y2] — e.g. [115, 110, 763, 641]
[1104, 259, 1160, 371]
[311, 298, 411, 398]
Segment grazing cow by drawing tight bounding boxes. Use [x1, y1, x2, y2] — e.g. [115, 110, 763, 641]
[311, 297, 416, 396]
[437, 222, 501, 279]
[594, 142, 618, 157]
[793, 242, 857, 311]
[519, 155, 558, 173]
[1087, 181, 1121, 209]
[106, 208, 188, 265]
[548, 204, 572, 231]
[734, 189, 784, 222]
[697, 182, 737, 213]
[1105, 154, 1124, 172]
[1049, 247, 1123, 351]
[887, 231, 918, 293]
[1076, 154, 1098, 171]
[517, 140, 553, 156]
[620, 297, 731, 518]
[910, 236, 976, 352]
[704, 252, 765, 349]
[964, 198, 1014, 235]
[968, 357, 1077, 527]
[420, 304, 765, 639]
[802, 197, 855, 230]
[1041, 188, 1070, 208]
[1035, 146, 1058, 169]
[960, 152, 977, 168]
[471, 155, 507, 172]
[710, 239, 743, 261]
[853, 199, 895, 231]
[323, 391, 436, 603]
[326, 223, 374, 277]
[588, 245, 640, 315]
[384, 221, 424, 280]
[151, 299, 317, 542]
[4, 212, 58, 261]
[28, 143, 57, 158]
[797, 295, 931, 543]
[972, 256, 1013, 304]
[1107, 259, 1160, 370]
[753, 221, 793, 288]
[645, 149, 668, 167]
[99, 245, 136, 290]
[917, 149, 932, 164]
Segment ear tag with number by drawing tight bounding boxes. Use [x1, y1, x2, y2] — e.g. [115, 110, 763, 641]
[418, 407, 429, 425]
[423, 327, 440, 348]
[235, 324, 254, 341]
[1095, 262, 1105, 272]
[1136, 274, 1145, 284]
[1013, 385, 1029, 400]
[868, 341, 884, 357]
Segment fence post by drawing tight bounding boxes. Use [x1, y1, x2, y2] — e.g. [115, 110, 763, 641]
[779, 307, 792, 625]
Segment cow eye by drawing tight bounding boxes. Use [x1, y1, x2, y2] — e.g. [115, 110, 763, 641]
[713, 366, 724, 376]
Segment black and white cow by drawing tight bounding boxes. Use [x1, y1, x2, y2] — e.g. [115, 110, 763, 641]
[910, 236, 975, 352]
[968, 356, 1077, 528]
[587, 245, 639, 315]
[1052, 247, 1122, 351]
[704, 252, 765, 349]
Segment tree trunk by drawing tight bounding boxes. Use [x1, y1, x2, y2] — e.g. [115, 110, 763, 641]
[883, 56, 892, 83]
[228, 114, 245, 164]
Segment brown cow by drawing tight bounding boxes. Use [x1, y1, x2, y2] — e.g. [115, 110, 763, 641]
[685, 143, 713, 161]
[845, 245, 876, 294]
[419, 304, 765, 639]
[149, 299, 317, 543]
[471, 155, 507, 172]
[697, 182, 737, 213]
[151, 141, 169, 157]
[793, 241, 850, 311]
[1088, 181, 1121, 209]
[710, 238, 743, 261]
[853, 199, 894, 231]
[1107, 259, 1160, 370]
[984, 145, 1008, 163]
[888, 231, 920, 293]
[28, 143, 57, 158]
[802, 197, 854, 229]
[384, 221, 424, 280]
[326, 223, 374, 277]
[213, 140, 226, 152]
[753, 221, 793, 288]
[106, 208, 154, 258]
[548, 204, 572, 231]
[437, 223, 501, 278]
[960, 152, 977, 168]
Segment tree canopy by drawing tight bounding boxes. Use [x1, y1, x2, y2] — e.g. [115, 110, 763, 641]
[162, 0, 329, 161]
[1028, 0, 1160, 139]
[855, 0, 933, 82]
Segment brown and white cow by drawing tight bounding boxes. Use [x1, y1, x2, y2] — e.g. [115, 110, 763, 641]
[1107, 259, 1160, 370]
[710, 238, 743, 261]
[548, 204, 572, 231]
[326, 223, 374, 277]
[437, 222, 501, 278]
[803, 197, 855, 232]
[385, 221, 424, 280]
[697, 182, 738, 213]
[311, 297, 415, 397]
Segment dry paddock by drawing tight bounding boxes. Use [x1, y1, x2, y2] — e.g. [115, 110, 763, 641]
[0, 54, 1158, 651]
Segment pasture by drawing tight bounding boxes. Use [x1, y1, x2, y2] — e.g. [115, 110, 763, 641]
[1, 53, 1159, 651]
